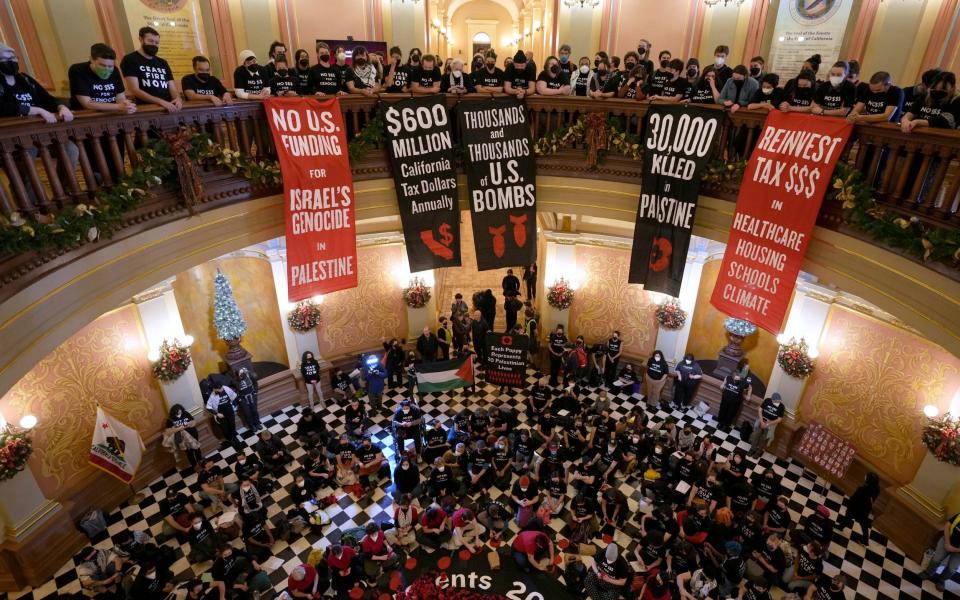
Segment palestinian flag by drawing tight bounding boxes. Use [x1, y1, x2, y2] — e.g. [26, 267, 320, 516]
[415, 356, 474, 393]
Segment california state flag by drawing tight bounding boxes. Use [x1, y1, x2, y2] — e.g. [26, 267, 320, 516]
[88, 406, 145, 483]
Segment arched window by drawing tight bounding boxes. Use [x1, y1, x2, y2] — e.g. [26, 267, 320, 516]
[472, 32, 491, 57]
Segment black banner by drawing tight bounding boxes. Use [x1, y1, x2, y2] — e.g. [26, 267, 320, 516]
[484, 331, 529, 387]
[385, 95, 461, 271]
[458, 98, 537, 271]
[628, 104, 722, 296]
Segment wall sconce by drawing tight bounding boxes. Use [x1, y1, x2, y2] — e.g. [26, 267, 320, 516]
[16, 414, 37, 431]
[923, 404, 940, 418]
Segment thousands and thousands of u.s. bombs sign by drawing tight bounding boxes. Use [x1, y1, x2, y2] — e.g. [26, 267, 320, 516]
[265, 97, 358, 300]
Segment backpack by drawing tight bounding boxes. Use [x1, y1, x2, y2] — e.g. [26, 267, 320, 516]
[738, 419, 754, 442]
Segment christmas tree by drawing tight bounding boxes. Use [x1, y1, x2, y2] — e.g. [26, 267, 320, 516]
[213, 269, 247, 341]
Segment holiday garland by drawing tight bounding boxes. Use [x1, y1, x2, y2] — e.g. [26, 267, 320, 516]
[287, 299, 323, 332]
[655, 299, 687, 329]
[0, 429, 33, 482]
[533, 112, 641, 167]
[402, 277, 432, 309]
[347, 106, 387, 163]
[546, 277, 574, 310]
[151, 339, 193, 382]
[777, 337, 816, 378]
[922, 413, 960, 466]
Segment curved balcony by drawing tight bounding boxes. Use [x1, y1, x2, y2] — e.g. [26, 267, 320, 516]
[0, 95, 958, 397]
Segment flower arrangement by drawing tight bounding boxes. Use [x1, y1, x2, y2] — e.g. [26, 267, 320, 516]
[777, 337, 816, 378]
[151, 339, 193, 382]
[402, 277, 432, 309]
[0, 429, 33, 482]
[546, 278, 574, 310]
[655, 299, 687, 330]
[922, 414, 960, 466]
[287, 299, 323, 332]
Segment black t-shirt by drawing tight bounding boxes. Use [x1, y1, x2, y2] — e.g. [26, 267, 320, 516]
[758, 544, 787, 572]
[646, 357, 667, 380]
[294, 67, 312, 94]
[308, 64, 342, 95]
[549, 333, 567, 354]
[597, 555, 629, 579]
[511, 481, 539, 502]
[504, 63, 536, 91]
[659, 77, 689, 98]
[795, 546, 822, 578]
[569, 70, 591, 96]
[336, 441, 356, 462]
[514, 436, 534, 456]
[649, 69, 672, 95]
[908, 97, 960, 129]
[536, 70, 569, 90]
[68, 62, 125, 109]
[814, 80, 856, 111]
[412, 66, 442, 89]
[243, 518, 270, 544]
[760, 399, 785, 422]
[301, 360, 320, 382]
[120, 51, 173, 101]
[606, 338, 622, 358]
[233, 66, 267, 93]
[181, 73, 227, 97]
[189, 520, 216, 546]
[787, 86, 815, 107]
[753, 475, 781, 501]
[473, 66, 505, 89]
[857, 85, 903, 119]
[385, 63, 413, 92]
[212, 550, 250, 584]
[638, 543, 664, 566]
[270, 72, 298, 95]
[160, 493, 191, 518]
[686, 82, 715, 104]
[750, 87, 785, 106]
[721, 376, 746, 401]
[810, 575, 845, 600]
[357, 444, 380, 464]
[426, 428, 447, 447]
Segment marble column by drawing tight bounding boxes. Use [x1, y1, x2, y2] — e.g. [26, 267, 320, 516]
[266, 249, 321, 365]
[541, 238, 577, 335]
[132, 281, 204, 416]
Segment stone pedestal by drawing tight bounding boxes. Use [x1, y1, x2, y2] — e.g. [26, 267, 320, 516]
[713, 346, 743, 379]
[223, 337, 253, 374]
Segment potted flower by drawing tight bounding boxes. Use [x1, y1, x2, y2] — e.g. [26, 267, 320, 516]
[922, 414, 960, 466]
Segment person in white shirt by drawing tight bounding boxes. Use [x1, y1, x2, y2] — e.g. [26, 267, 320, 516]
[206, 384, 242, 449]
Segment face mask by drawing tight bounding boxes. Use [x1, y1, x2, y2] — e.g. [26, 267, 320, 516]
[750, 67, 761, 77]
[411, 56, 420, 64]
[277, 68, 288, 75]
[930, 89, 948, 101]
[246, 64, 259, 73]
[354, 58, 366, 67]
[660, 59, 669, 69]
[241, 485, 251, 492]
[0, 60, 19, 76]
[142, 44, 159, 57]
[598, 68, 607, 75]
[193, 521, 203, 530]
[625, 62, 636, 71]
[401, 462, 410, 469]
[451, 69, 462, 78]
[196, 72, 211, 82]
[297, 481, 305, 488]
[559, 55, 569, 64]
[654, 354, 661, 361]
[549, 65, 559, 75]
[337, 52, 346, 61]
[145, 571, 156, 580]
[94, 66, 113, 79]
[762, 86, 773, 95]
[238, 458, 246, 464]
[685, 358, 692, 364]
[715, 56, 725, 66]
[687, 68, 697, 78]
[403, 408, 410, 414]
[299, 59, 310, 68]
[579, 65, 589, 74]
[829, 75, 843, 87]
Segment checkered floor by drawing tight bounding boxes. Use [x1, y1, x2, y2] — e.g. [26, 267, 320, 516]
[2, 369, 956, 600]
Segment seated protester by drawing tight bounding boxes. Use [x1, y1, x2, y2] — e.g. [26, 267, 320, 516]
[504, 50, 536, 98]
[702, 45, 734, 88]
[473, 48, 505, 93]
[585, 543, 629, 599]
[527, 377, 554, 421]
[450, 507, 486, 553]
[590, 408, 617, 449]
[678, 505, 710, 545]
[639, 505, 679, 545]
[468, 408, 491, 439]
[746, 532, 787, 588]
[798, 504, 835, 547]
[292, 49, 312, 94]
[807, 573, 847, 600]
[184, 578, 220, 600]
[304, 448, 334, 489]
[667, 539, 700, 578]
[233, 49, 270, 99]
[569, 56, 595, 97]
[812, 61, 857, 116]
[650, 50, 674, 96]
[76, 546, 122, 598]
[541, 469, 567, 519]
[393, 400, 423, 455]
[237, 477, 267, 523]
[360, 522, 398, 582]
[536, 55, 571, 95]
[594, 435, 623, 485]
[720, 64, 759, 111]
[738, 579, 773, 600]
[762, 495, 792, 537]
[747, 73, 784, 112]
[69, 43, 136, 120]
[564, 414, 592, 456]
[383, 46, 413, 93]
[269, 54, 298, 96]
[784, 540, 823, 593]
[676, 566, 719, 600]
[537, 438, 565, 482]
[160, 487, 200, 542]
[331, 368, 356, 404]
[569, 454, 599, 495]
[566, 491, 598, 543]
[737, 511, 766, 555]
[198, 459, 238, 510]
[634, 529, 667, 572]
[355, 436, 390, 488]
[386, 494, 419, 552]
[324, 543, 361, 594]
[440, 58, 475, 93]
[422, 420, 449, 465]
[751, 468, 782, 511]
[478, 499, 511, 542]
[487, 408, 509, 438]
[287, 471, 319, 530]
[333, 433, 359, 487]
[129, 560, 174, 600]
[416, 505, 452, 550]
[720, 450, 750, 489]
[451, 442, 470, 476]
[599, 486, 628, 529]
[309, 43, 344, 96]
[702, 508, 735, 566]
[689, 472, 725, 514]
[718, 541, 746, 595]
[296, 408, 329, 447]
[638, 571, 672, 600]
[254, 429, 290, 476]
[649, 58, 690, 102]
[235, 450, 267, 494]
[641, 437, 670, 498]
[344, 45, 381, 96]
[727, 479, 757, 518]
[393, 454, 422, 499]
[113, 529, 159, 567]
[212, 545, 270, 599]
[447, 415, 471, 448]
[410, 53, 442, 95]
[902, 70, 960, 132]
[344, 397, 367, 438]
[511, 529, 554, 573]
[619, 428, 646, 477]
[677, 424, 697, 454]
[779, 69, 817, 113]
[672, 450, 701, 487]
[242, 513, 275, 563]
[511, 475, 541, 526]
[428, 456, 461, 500]
[685, 70, 720, 104]
[466, 441, 492, 494]
[287, 563, 326, 600]
[849, 70, 904, 123]
[695, 435, 720, 465]
[513, 428, 536, 475]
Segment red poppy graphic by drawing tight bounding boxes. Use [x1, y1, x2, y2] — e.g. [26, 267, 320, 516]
[649, 237, 673, 272]
[502, 336, 513, 346]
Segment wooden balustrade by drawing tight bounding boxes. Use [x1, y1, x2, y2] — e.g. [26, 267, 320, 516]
[0, 94, 958, 265]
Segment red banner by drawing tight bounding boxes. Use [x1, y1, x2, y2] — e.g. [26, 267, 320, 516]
[711, 112, 852, 333]
[265, 97, 358, 301]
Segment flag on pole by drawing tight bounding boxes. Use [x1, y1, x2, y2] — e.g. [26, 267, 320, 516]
[414, 356, 475, 394]
[89, 406, 145, 483]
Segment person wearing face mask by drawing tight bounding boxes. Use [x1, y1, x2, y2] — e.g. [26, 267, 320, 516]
[649, 50, 673, 96]
[393, 400, 423, 455]
[720, 64, 759, 111]
[717, 371, 748, 431]
[558, 43, 574, 76]
[234, 450, 266, 494]
[701, 45, 733, 88]
[410, 53, 442, 95]
[807, 573, 848, 600]
[785, 54, 822, 96]
[588, 56, 619, 98]
[120, 27, 181, 113]
[849, 71, 903, 123]
[750, 392, 785, 458]
[255, 429, 291, 476]
[69, 43, 134, 114]
[344, 46, 381, 96]
[569, 56, 595, 97]
[617, 65, 648, 101]
[648, 58, 689, 102]
[182, 55, 232, 106]
[309, 42, 345, 97]
[292, 49, 312, 93]
[262, 40, 287, 81]
[779, 69, 817, 113]
[644, 350, 670, 408]
[386, 494, 419, 552]
[811, 61, 855, 116]
[903, 67, 942, 107]
[233, 49, 270, 99]
[684, 58, 700, 86]
[672, 353, 703, 411]
[504, 50, 537, 98]
[164, 403, 202, 470]
[300, 350, 323, 409]
[747, 73, 783, 112]
[383, 45, 407, 92]
[749, 56, 765, 82]
[268, 54, 298, 96]
[76, 545, 122, 598]
[902, 70, 960, 132]
[212, 545, 269, 599]
[685, 69, 719, 105]
[534, 55, 572, 95]
[187, 514, 221, 563]
[441, 57, 476, 93]
[129, 560, 174, 600]
[601, 330, 623, 387]
[333, 45, 348, 74]
[473, 49, 505, 93]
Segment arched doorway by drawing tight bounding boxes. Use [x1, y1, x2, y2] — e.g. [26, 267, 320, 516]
[472, 32, 491, 57]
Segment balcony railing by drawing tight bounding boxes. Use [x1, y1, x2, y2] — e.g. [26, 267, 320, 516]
[0, 94, 958, 299]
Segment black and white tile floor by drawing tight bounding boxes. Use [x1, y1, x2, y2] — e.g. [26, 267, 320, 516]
[3, 370, 956, 599]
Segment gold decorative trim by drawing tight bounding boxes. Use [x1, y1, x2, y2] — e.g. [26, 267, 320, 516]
[899, 485, 946, 520]
[4, 499, 61, 541]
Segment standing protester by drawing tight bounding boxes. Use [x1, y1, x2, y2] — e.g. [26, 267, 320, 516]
[749, 56, 765, 81]
[717, 372, 747, 431]
[604, 331, 623, 388]
[383, 338, 405, 389]
[205, 381, 242, 450]
[522, 263, 538, 299]
[588, 56, 618, 98]
[636, 39, 655, 82]
[750, 393, 784, 457]
[233, 50, 270, 99]
[440, 58, 475, 93]
[685, 69, 719, 104]
[470, 311, 490, 366]
[504, 51, 536, 99]
[901, 71, 960, 132]
[474, 49, 505, 93]
[262, 40, 288, 80]
[504, 293, 523, 333]
[848, 71, 903, 123]
[650, 50, 673, 96]
[720, 65, 759, 110]
[410, 54, 442, 94]
[812, 61, 856, 116]
[292, 49, 312, 94]
[648, 58, 688, 102]
[558, 43, 575, 76]
[502, 269, 521, 297]
[569, 56, 594, 97]
[165, 404, 202, 470]
[121, 27, 182, 112]
[383, 46, 408, 93]
[417, 326, 439, 362]
[269, 54, 299, 96]
[780, 69, 817, 113]
[300, 351, 322, 409]
[236, 367, 262, 432]
[747, 74, 784, 112]
[310, 43, 345, 96]
[672, 353, 703, 411]
[181, 55, 233, 105]
[920, 510, 960, 592]
[841, 471, 880, 544]
[345, 46, 381, 96]
[702, 45, 733, 88]
[536, 56, 571, 95]
[547, 324, 568, 387]
[437, 317, 451, 361]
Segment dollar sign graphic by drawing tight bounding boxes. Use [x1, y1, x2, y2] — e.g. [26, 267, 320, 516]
[439, 222, 453, 247]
